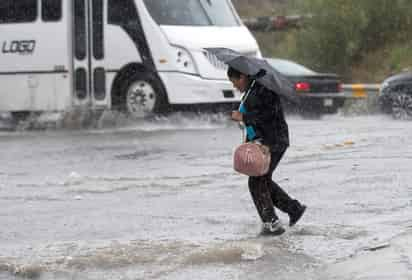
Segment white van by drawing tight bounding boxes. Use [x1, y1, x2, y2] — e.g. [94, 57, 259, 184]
[0, 0, 260, 119]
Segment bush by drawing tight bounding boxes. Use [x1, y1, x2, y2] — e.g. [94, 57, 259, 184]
[294, 0, 412, 76]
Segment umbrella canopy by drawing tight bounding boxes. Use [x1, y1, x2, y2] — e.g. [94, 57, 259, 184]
[206, 48, 299, 103]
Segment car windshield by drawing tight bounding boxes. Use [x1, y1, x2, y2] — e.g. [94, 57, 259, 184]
[267, 58, 316, 76]
[142, 0, 239, 26]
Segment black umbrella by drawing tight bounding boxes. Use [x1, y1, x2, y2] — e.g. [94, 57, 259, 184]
[205, 48, 299, 103]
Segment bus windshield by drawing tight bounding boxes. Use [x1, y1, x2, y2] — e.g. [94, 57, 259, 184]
[143, 0, 240, 26]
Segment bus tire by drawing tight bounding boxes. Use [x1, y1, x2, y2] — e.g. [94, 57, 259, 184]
[115, 72, 168, 118]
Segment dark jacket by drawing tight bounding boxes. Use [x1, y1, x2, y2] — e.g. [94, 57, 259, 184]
[242, 82, 289, 151]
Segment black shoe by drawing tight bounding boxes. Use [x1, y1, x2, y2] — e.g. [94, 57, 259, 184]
[289, 204, 306, 227]
[260, 219, 286, 236]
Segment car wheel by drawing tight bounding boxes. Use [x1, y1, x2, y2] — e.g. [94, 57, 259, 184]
[115, 72, 168, 119]
[11, 111, 31, 123]
[391, 93, 412, 120]
[299, 101, 322, 119]
[301, 109, 322, 119]
[323, 105, 339, 114]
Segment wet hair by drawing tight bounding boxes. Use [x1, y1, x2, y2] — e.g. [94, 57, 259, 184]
[227, 66, 243, 79]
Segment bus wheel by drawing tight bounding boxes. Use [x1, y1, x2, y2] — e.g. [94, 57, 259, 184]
[118, 72, 168, 118]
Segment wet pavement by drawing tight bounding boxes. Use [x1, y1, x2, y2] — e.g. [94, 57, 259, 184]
[0, 113, 411, 279]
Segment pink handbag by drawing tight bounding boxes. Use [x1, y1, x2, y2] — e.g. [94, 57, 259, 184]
[233, 142, 271, 176]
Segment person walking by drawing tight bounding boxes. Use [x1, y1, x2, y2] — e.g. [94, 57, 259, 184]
[228, 66, 306, 235]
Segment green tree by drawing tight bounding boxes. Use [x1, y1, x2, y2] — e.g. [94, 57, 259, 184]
[295, 0, 412, 75]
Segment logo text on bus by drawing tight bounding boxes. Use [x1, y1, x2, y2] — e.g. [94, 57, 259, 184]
[2, 40, 36, 55]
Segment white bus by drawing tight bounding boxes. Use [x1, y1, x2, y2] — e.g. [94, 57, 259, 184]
[0, 0, 261, 120]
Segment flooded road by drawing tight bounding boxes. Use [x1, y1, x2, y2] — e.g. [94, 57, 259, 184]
[0, 113, 411, 279]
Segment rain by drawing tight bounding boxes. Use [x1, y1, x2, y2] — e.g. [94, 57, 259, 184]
[1, 1, 412, 280]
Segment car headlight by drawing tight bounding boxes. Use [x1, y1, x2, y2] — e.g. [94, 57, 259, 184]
[172, 45, 198, 75]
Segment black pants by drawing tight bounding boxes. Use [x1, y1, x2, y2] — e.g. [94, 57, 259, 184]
[248, 148, 299, 223]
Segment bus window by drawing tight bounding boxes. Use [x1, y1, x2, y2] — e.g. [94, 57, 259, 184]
[75, 68, 87, 99]
[94, 67, 106, 100]
[42, 0, 62, 22]
[142, 0, 239, 26]
[93, 0, 104, 60]
[74, 0, 86, 60]
[108, 0, 138, 26]
[0, 0, 37, 24]
[199, 0, 240, 26]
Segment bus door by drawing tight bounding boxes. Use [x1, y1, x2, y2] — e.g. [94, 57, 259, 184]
[72, 0, 106, 109]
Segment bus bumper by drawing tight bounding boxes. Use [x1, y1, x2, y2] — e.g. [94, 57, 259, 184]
[158, 72, 241, 104]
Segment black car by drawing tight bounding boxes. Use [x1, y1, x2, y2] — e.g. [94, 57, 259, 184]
[265, 58, 345, 117]
[379, 71, 412, 119]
